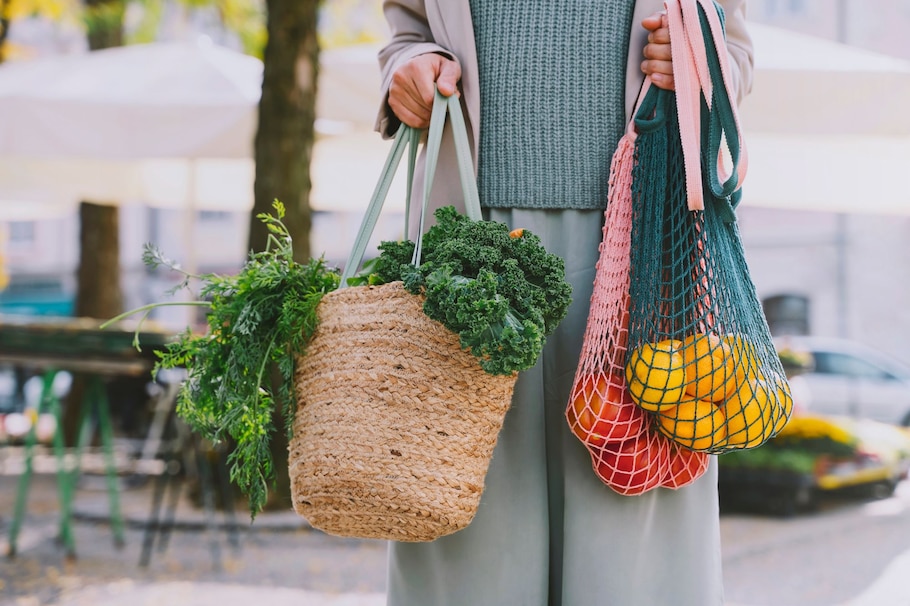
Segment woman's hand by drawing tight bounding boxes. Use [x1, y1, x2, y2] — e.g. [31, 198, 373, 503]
[388, 53, 462, 129]
[641, 12, 674, 91]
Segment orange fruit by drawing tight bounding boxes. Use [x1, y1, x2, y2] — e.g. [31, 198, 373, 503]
[657, 397, 728, 451]
[720, 378, 775, 448]
[625, 339, 686, 412]
[682, 333, 736, 402]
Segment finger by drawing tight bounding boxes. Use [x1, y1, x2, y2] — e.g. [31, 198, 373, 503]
[389, 76, 433, 128]
[389, 102, 430, 129]
[647, 27, 671, 46]
[650, 73, 675, 91]
[643, 41, 672, 62]
[641, 59, 673, 78]
[394, 62, 437, 103]
[641, 59, 675, 91]
[641, 11, 665, 32]
[435, 60, 462, 97]
[388, 86, 431, 128]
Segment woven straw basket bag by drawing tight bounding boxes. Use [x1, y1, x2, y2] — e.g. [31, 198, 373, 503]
[288, 94, 517, 542]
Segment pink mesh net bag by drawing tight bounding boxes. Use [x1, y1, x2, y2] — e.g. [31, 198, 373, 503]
[566, 112, 710, 496]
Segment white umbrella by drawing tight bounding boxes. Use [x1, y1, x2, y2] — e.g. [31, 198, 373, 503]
[738, 23, 910, 216]
[0, 41, 400, 215]
[0, 38, 261, 159]
[740, 23, 910, 137]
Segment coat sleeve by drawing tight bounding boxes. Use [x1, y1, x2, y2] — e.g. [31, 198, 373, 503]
[716, 0, 754, 104]
[374, 0, 457, 137]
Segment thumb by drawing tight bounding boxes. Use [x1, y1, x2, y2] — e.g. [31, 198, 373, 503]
[435, 59, 462, 97]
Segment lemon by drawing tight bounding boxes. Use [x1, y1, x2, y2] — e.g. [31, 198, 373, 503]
[771, 379, 794, 434]
[721, 378, 775, 448]
[682, 333, 737, 402]
[657, 397, 727, 451]
[723, 333, 763, 385]
[625, 339, 686, 412]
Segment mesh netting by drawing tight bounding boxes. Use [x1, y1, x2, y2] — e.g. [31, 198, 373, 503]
[568, 0, 792, 496]
[566, 129, 710, 495]
[625, 86, 792, 455]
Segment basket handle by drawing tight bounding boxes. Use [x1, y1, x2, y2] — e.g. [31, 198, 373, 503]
[340, 90, 480, 286]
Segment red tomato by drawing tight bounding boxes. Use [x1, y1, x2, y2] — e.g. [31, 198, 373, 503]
[663, 442, 710, 489]
[567, 374, 646, 447]
[593, 430, 670, 495]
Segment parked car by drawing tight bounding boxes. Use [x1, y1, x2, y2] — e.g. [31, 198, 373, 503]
[774, 336, 910, 426]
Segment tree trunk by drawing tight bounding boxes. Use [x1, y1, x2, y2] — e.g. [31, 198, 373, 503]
[250, 0, 320, 510]
[75, 0, 126, 320]
[64, 1, 126, 444]
[250, 0, 319, 264]
[84, 0, 125, 50]
[74, 202, 123, 319]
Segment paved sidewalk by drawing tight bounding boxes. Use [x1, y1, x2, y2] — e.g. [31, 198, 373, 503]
[0, 473, 389, 606]
[55, 582, 385, 606]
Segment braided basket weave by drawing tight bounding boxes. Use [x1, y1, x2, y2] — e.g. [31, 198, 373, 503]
[289, 281, 517, 542]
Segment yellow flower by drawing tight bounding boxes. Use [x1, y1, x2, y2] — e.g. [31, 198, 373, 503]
[775, 414, 856, 447]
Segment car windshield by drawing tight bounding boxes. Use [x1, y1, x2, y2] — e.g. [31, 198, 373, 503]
[811, 350, 910, 381]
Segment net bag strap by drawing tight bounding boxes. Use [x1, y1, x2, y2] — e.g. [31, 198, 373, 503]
[664, 0, 747, 212]
[341, 90, 481, 285]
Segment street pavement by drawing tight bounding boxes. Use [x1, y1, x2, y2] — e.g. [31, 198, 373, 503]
[0, 473, 388, 606]
[5, 471, 910, 605]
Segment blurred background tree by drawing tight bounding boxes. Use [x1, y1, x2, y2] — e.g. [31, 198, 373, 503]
[0, 0, 386, 506]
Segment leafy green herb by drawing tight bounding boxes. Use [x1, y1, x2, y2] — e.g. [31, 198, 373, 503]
[103, 201, 340, 517]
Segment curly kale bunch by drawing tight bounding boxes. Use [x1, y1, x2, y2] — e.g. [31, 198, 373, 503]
[370, 205, 572, 375]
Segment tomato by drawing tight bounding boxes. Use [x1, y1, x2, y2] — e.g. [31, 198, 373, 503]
[567, 374, 647, 447]
[663, 442, 710, 489]
[593, 430, 670, 495]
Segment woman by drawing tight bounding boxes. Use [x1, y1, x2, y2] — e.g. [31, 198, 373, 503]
[376, 2, 753, 604]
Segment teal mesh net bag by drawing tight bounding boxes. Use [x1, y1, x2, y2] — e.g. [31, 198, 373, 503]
[624, 1, 793, 454]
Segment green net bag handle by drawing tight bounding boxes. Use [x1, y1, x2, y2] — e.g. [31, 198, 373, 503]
[697, 1, 748, 214]
[340, 90, 481, 285]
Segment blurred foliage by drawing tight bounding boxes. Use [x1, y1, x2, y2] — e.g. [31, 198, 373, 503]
[128, 0, 266, 56]
[0, 226, 8, 292]
[7, 0, 74, 19]
[719, 414, 862, 475]
[2, 0, 386, 60]
[0, 0, 81, 60]
[777, 347, 814, 376]
[319, 0, 385, 49]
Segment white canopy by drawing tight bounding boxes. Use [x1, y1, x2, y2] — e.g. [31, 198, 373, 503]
[0, 40, 404, 217]
[739, 23, 910, 137]
[735, 23, 910, 216]
[0, 38, 262, 159]
[5, 26, 906, 220]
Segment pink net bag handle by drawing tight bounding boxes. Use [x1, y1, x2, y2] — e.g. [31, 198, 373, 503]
[665, 0, 748, 211]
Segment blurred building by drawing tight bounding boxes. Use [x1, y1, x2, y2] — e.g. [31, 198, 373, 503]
[2, 1, 910, 365]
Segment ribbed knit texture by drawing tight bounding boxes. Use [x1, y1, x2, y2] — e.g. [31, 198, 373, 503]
[469, 1, 634, 210]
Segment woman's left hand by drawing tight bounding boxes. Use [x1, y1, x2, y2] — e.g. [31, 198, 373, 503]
[641, 12, 674, 91]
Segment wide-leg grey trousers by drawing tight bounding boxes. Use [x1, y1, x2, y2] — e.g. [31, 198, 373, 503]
[386, 208, 724, 606]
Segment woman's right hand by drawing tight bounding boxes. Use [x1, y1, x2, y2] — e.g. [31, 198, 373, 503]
[388, 53, 462, 129]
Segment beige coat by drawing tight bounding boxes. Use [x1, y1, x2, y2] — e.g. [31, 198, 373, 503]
[374, 0, 754, 233]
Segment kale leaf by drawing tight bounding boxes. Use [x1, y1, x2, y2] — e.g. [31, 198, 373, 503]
[377, 205, 572, 375]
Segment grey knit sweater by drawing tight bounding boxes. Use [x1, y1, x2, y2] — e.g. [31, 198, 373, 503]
[469, 0, 634, 210]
